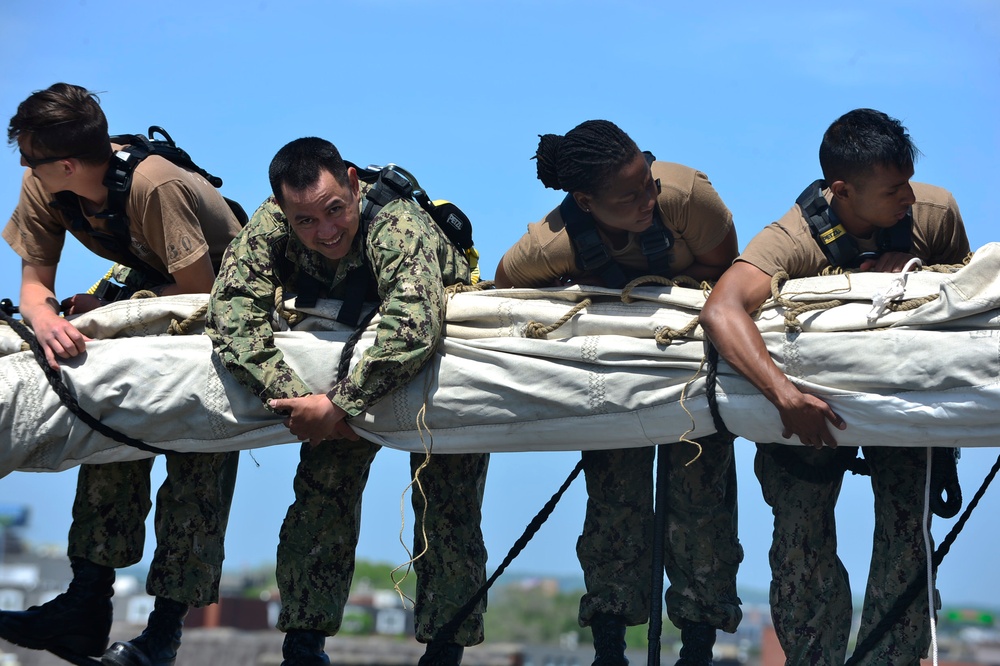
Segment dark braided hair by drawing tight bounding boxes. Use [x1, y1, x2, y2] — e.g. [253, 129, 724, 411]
[534, 120, 640, 195]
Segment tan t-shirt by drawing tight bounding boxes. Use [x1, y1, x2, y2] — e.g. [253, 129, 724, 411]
[3, 148, 241, 277]
[739, 182, 970, 279]
[501, 161, 733, 287]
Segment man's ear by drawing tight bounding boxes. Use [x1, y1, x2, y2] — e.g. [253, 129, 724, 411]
[829, 179, 851, 202]
[347, 166, 360, 198]
[572, 191, 592, 213]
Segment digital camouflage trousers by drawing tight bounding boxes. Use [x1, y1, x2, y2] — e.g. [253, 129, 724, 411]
[756, 443, 932, 666]
[577, 433, 743, 633]
[68, 451, 239, 607]
[276, 439, 489, 646]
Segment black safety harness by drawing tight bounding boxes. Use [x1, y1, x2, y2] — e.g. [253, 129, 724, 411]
[292, 162, 476, 328]
[562, 151, 675, 289]
[50, 126, 248, 301]
[798, 178, 912, 267]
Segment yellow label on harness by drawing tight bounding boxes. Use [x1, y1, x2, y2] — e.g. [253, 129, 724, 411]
[820, 225, 847, 245]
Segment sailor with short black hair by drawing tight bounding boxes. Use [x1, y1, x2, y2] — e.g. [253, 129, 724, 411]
[700, 108, 971, 664]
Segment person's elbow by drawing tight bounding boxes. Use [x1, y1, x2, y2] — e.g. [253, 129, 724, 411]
[494, 256, 513, 288]
[699, 291, 728, 342]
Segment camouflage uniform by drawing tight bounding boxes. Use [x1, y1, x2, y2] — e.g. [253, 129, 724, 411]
[207, 191, 488, 645]
[756, 445, 931, 664]
[577, 435, 742, 632]
[740, 182, 971, 665]
[69, 454, 238, 606]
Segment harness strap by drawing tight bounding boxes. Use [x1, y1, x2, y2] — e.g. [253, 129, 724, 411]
[799, 179, 913, 268]
[562, 151, 674, 288]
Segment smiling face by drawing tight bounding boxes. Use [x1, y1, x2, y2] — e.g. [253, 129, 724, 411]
[574, 152, 658, 236]
[280, 167, 361, 261]
[831, 162, 916, 237]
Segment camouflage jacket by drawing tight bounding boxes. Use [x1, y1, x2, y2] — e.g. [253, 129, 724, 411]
[206, 183, 471, 416]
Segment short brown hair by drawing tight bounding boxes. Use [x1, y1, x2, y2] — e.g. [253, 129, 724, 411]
[8, 82, 112, 166]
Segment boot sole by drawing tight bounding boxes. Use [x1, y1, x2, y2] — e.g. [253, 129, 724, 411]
[49, 646, 103, 666]
[0, 628, 107, 659]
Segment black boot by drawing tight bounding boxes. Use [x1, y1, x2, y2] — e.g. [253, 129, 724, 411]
[279, 630, 330, 666]
[417, 639, 465, 666]
[591, 613, 628, 666]
[0, 556, 114, 659]
[101, 597, 188, 666]
[675, 621, 716, 666]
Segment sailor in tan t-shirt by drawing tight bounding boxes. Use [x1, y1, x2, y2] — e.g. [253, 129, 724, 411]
[701, 108, 971, 664]
[6, 151, 239, 282]
[500, 160, 734, 287]
[0, 82, 241, 666]
[496, 120, 742, 664]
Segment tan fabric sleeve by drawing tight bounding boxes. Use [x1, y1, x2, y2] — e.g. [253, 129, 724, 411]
[2, 170, 69, 266]
[499, 209, 577, 287]
[909, 184, 971, 265]
[654, 163, 734, 257]
[127, 162, 210, 274]
[737, 204, 827, 279]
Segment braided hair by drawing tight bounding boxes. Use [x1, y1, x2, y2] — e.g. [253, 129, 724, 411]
[534, 120, 640, 195]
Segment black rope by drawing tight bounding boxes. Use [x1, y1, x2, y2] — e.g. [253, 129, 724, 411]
[0, 306, 173, 456]
[704, 342, 732, 438]
[929, 448, 962, 519]
[430, 458, 586, 645]
[647, 443, 670, 666]
[845, 451, 1000, 665]
[335, 304, 380, 383]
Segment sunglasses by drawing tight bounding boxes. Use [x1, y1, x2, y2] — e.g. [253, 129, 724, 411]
[19, 149, 81, 169]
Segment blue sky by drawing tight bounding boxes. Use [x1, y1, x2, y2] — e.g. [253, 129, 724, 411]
[1, 0, 999, 616]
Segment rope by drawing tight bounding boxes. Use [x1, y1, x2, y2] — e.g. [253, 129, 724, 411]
[166, 303, 209, 335]
[445, 280, 494, 295]
[654, 315, 700, 346]
[922, 448, 940, 665]
[273, 286, 304, 327]
[430, 458, 585, 645]
[524, 298, 591, 339]
[647, 443, 670, 665]
[0, 307, 173, 456]
[845, 451, 1000, 665]
[704, 343, 732, 439]
[770, 265, 952, 332]
[620, 274, 711, 304]
[390, 382, 437, 607]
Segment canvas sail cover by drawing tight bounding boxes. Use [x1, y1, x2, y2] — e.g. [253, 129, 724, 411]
[1, 243, 998, 476]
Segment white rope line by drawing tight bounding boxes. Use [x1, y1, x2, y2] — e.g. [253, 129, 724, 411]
[923, 446, 939, 665]
[867, 257, 923, 325]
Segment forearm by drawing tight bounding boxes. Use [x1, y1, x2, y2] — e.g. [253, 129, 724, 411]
[207, 250, 312, 403]
[19, 280, 62, 325]
[702, 308, 798, 409]
[328, 286, 442, 416]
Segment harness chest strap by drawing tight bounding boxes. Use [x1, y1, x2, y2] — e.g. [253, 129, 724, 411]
[562, 151, 675, 289]
[797, 179, 913, 268]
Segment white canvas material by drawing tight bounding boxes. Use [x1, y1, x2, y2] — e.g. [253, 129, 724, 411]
[2, 243, 998, 475]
